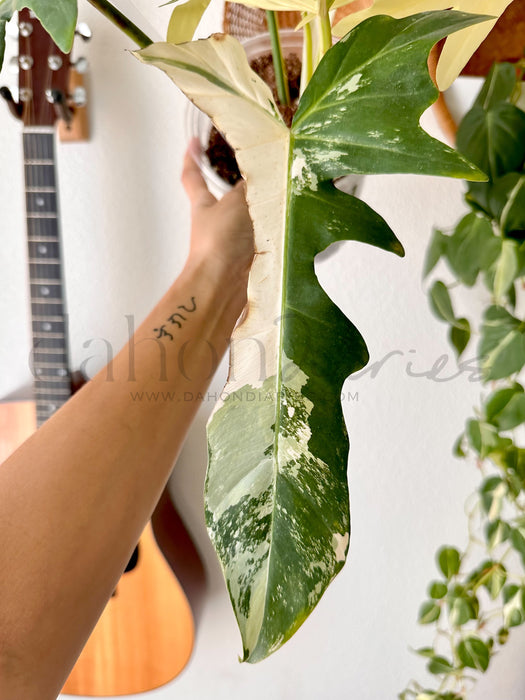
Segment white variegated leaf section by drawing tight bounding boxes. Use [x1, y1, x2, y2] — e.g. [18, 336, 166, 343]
[136, 37, 290, 402]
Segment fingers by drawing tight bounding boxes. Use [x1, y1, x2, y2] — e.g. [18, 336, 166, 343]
[181, 138, 216, 209]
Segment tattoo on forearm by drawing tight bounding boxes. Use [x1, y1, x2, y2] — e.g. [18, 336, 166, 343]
[154, 297, 197, 341]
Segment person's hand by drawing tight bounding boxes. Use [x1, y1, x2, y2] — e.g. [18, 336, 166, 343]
[182, 139, 254, 280]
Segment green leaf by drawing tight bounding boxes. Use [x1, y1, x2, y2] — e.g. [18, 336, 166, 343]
[448, 594, 476, 627]
[493, 240, 519, 302]
[485, 519, 510, 549]
[466, 420, 510, 458]
[486, 384, 525, 431]
[136, 11, 489, 662]
[0, 0, 77, 69]
[473, 62, 518, 111]
[429, 581, 447, 599]
[449, 318, 470, 358]
[485, 383, 524, 423]
[0, 18, 5, 69]
[480, 476, 507, 520]
[503, 585, 525, 627]
[416, 646, 438, 658]
[444, 213, 500, 287]
[167, 0, 210, 44]
[456, 635, 490, 671]
[457, 101, 525, 180]
[423, 229, 448, 277]
[500, 175, 525, 236]
[480, 306, 525, 381]
[427, 656, 454, 675]
[429, 281, 456, 324]
[497, 627, 509, 645]
[437, 547, 460, 579]
[510, 527, 525, 565]
[497, 394, 525, 430]
[453, 433, 466, 458]
[419, 600, 441, 624]
[469, 560, 507, 599]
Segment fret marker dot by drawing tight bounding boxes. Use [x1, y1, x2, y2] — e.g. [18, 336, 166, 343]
[36, 197, 45, 207]
[40, 287, 50, 296]
[42, 322, 52, 331]
[36, 368, 42, 375]
[38, 245, 47, 254]
[57, 369, 67, 377]
[48, 404, 57, 412]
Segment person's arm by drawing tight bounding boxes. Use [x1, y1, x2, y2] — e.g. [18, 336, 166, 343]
[0, 144, 254, 700]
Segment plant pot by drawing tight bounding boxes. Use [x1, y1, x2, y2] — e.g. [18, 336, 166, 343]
[184, 30, 303, 199]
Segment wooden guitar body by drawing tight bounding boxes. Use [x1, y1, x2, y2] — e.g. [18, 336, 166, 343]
[0, 398, 204, 696]
[61, 522, 196, 696]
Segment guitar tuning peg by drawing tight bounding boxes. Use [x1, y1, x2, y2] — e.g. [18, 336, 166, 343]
[75, 23, 92, 42]
[0, 86, 23, 119]
[71, 86, 87, 108]
[73, 57, 89, 74]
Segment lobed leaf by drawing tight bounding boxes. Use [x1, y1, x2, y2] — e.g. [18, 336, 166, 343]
[136, 11, 488, 661]
[331, 0, 510, 90]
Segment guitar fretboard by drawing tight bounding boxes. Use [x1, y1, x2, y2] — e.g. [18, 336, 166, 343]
[23, 129, 71, 427]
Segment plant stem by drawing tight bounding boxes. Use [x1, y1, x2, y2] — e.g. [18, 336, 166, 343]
[87, 0, 153, 48]
[266, 11, 290, 107]
[318, 0, 332, 58]
[300, 17, 313, 95]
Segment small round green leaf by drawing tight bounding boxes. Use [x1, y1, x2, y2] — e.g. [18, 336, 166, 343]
[427, 656, 454, 675]
[429, 281, 456, 325]
[429, 581, 448, 599]
[456, 635, 490, 671]
[449, 319, 470, 358]
[418, 600, 441, 625]
[485, 519, 510, 549]
[437, 547, 461, 579]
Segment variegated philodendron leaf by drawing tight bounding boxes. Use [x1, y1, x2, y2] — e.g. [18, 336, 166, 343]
[136, 11, 485, 662]
[0, 0, 77, 70]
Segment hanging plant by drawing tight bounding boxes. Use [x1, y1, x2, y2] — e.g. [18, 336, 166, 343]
[401, 61, 525, 700]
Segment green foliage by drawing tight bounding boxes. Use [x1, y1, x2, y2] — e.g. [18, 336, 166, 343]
[403, 63, 525, 699]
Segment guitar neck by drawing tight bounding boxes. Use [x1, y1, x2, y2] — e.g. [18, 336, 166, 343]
[23, 128, 71, 427]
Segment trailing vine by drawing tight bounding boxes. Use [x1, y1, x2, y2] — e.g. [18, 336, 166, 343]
[401, 62, 525, 700]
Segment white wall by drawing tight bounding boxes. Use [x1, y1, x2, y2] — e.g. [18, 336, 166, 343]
[0, 2, 523, 698]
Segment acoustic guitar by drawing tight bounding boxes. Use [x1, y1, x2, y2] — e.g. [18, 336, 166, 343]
[0, 10, 205, 695]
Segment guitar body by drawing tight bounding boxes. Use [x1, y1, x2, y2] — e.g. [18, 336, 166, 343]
[0, 10, 206, 695]
[61, 524, 195, 697]
[0, 399, 201, 696]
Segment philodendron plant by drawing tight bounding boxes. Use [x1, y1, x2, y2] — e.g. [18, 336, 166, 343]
[134, 10, 487, 662]
[0, 0, 512, 664]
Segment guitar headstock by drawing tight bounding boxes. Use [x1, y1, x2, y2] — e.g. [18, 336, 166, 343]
[0, 10, 89, 138]
[17, 8, 72, 128]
